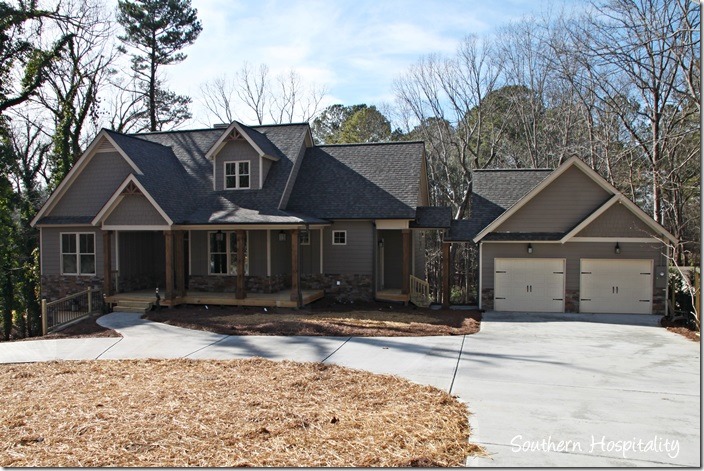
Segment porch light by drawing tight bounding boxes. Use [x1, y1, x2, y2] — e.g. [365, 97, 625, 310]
[278, 230, 287, 242]
[215, 230, 225, 242]
[615, 242, 620, 254]
[527, 243, 533, 254]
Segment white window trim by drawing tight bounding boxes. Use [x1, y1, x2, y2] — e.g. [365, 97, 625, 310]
[332, 230, 347, 246]
[224, 161, 251, 190]
[207, 231, 249, 276]
[300, 230, 310, 245]
[60, 232, 96, 276]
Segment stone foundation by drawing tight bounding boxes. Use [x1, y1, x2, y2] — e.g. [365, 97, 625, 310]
[41, 274, 103, 302]
[302, 274, 373, 303]
[565, 289, 579, 313]
[118, 274, 162, 294]
[188, 275, 290, 294]
[653, 289, 666, 316]
[481, 288, 493, 311]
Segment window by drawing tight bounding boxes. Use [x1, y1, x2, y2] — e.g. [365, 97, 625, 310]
[61, 233, 95, 275]
[332, 230, 346, 245]
[224, 161, 250, 189]
[209, 231, 248, 275]
[300, 230, 310, 245]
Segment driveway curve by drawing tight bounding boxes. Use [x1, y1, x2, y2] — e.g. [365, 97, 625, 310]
[0, 310, 699, 467]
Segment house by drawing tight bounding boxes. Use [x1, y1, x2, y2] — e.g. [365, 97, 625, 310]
[32, 121, 443, 308]
[444, 157, 677, 315]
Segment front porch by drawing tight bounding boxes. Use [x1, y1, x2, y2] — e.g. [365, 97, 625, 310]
[106, 288, 325, 309]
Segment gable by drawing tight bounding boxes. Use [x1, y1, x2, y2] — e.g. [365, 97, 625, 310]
[495, 165, 611, 233]
[104, 194, 168, 227]
[48, 148, 135, 218]
[575, 202, 659, 238]
[214, 140, 261, 190]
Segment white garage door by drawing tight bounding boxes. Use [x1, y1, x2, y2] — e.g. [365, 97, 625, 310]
[494, 258, 565, 312]
[580, 259, 653, 314]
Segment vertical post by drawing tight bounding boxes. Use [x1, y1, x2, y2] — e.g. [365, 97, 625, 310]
[290, 229, 301, 306]
[164, 231, 174, 301]
[402, 229, 411, 295]
[103, 230, 112, 297]
[442, 242, 451, 309]
[41, 299, 48, 336]
[236, 230, 246, 300]
[695, 270, 701, 323]
[175, 231, 186, 298]
[87, 288, 93, 314]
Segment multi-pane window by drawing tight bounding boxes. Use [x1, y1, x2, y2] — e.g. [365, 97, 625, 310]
[300, 230, 310, 245]
[224, 161, 250, 189]
[332, 230, 346, 245]
[209, 231, 248, 275]
[61, 233, 95, 275]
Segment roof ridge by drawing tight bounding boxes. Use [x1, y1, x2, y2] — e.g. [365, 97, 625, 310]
[316, 140, 425, 148]
[475, 168, 553, 172]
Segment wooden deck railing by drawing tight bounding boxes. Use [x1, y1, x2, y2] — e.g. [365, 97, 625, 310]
[41, 288, 102, 335]
[410, 275, 431, 308]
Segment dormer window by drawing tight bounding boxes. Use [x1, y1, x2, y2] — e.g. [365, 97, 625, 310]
[225, 161, 250, 189]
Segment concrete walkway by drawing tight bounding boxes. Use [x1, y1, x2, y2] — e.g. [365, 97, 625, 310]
[0, 311, 699, 467]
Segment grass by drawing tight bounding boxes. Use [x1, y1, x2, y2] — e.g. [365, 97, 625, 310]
[145, 300, 481, 337]
[0, 359, 483, 467]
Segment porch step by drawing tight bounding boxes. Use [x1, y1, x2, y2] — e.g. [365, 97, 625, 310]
[113, 301, 152, 314]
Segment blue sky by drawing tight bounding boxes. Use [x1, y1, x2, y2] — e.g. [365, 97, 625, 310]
[168, 0, 577, 126]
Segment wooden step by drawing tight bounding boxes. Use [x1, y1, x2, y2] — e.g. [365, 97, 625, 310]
[113, 305, 149, 314]
[114, 300, 153, 309]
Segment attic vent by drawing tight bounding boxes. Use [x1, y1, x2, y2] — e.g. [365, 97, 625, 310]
[213, 123, 229, 129]
[121, 181, 142, 196]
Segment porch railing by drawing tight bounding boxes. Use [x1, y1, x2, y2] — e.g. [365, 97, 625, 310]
[41, 287, 102, 335]
[410, 275, 431, 308]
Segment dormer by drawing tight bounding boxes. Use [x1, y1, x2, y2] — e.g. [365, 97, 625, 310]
[206, 121, 280, 191]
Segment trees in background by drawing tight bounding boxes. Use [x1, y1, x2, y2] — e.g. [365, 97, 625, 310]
[116, 0, 202, 132]
[199, 63, 327, 126]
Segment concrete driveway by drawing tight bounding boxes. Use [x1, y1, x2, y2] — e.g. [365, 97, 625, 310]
[0, 311, 699, 467]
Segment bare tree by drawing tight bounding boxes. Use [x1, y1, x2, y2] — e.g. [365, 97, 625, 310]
[199, 63, 326, 125]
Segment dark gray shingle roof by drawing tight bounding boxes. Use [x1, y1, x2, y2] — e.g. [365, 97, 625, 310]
[286, 142, 425, 219]
[411, 206, 452, 228]
[446, 169, 552, 242]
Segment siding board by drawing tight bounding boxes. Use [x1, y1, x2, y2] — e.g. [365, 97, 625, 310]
[576, 203, 657, 238]
[105, 195, 167, 226]
[41, 226, 106, 275]
[50, 152, 134, 217]
[497, 166, 611, 233]
[214, 140, 260, 190]
[324, 221, 373, 275]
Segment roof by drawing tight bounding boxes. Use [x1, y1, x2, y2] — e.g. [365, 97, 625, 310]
[286, 142, 425, 219]
[446, 169, 551, 242]
[411, 206, 452, 229]
[35, 123, 430, 227]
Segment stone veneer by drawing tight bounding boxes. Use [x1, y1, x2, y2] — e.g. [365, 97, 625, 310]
[188, 275, 290, 294]
[302, 274, 373, 303]
[41, 274, 103, 302]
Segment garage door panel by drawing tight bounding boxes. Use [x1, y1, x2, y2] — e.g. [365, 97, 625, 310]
[494, 258, 565, 312]
[580, 259, 652, 314]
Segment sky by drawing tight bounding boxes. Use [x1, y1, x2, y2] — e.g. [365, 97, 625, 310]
[165, 0, 577, 127]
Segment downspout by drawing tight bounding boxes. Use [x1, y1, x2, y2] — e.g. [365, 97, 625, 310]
[372, 221, 377, 300]
[478, 241, 483, 311]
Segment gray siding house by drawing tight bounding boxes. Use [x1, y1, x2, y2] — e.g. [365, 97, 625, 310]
[32, 121, 441, 308]
[445, 157, 677, 315]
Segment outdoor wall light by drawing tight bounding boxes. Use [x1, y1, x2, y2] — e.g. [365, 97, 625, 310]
[527, 243, 533, 254]
[215, 230, 224, 242]
[615, 242, 621, 254]
[278, 230, 287, 242]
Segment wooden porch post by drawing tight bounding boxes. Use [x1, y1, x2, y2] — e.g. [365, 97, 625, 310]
[236, 230, 246, 300]
[402, 229, 411, 295]
[164, 231, 174, 301]
[290, 229, 301, 306]
[103, 230, 112, 296]
[175, 231, 186, 298]
[442, 242, 451, 309]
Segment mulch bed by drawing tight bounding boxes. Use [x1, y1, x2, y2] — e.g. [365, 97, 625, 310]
[666, 327, 700, 342]
[5, 315, 120, 343]
[145, 299, 481, 337]
[0, 359, 483, 467]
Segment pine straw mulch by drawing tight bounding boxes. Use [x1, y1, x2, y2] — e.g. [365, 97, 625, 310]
[666, 327, 700, 342]
[0, 358, 483, 467]
[145, 301, 481, 337]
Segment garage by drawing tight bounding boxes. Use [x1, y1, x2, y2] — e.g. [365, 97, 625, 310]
[494, 258, 565, 312]
[579, 259, 653, 314]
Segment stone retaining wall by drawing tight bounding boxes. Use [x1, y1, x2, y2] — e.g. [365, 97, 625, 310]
[41, 275, 103, 302]
[302, 274, 373, 302]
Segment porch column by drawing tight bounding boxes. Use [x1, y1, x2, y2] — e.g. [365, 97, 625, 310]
[402, 229, 411, 295]
[175, 231, 186, 298]
[164, 230, 174, 301]
[442, 242, 451, 309]
[103, 230, 112, 296]
[236, 230, 246, 300]
[290, 229, 301, 306]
